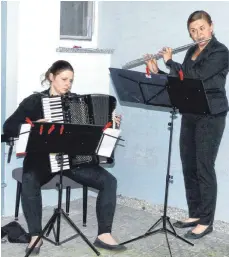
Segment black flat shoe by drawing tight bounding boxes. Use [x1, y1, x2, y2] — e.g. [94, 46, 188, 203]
[184, 225, 213, 239]
[173, 220, 199, 228]
[25, 241, 43, 255]
[93, 238, 127, 251]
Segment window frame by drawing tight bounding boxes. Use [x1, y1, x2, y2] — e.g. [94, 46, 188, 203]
[59, 1, 94, 41]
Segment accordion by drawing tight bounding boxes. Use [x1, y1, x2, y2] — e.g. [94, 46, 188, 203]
[41, 93, 117, 172]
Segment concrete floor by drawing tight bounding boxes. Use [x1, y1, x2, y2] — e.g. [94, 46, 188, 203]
[1, 196, 229, 257]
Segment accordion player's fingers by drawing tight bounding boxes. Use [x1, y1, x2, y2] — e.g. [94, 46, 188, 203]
[114, 115, 122, 127]
[36, 119, 49, 122]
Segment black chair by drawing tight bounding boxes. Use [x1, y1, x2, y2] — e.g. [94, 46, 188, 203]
[12, 167, 89, 226]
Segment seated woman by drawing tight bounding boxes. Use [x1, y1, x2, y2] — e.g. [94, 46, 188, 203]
[3, 60, 126, 254]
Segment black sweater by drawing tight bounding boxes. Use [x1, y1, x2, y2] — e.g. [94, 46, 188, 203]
[160, 36, 229, 115]
[3, 89, 64, 172]
[3, 89, 51, 138]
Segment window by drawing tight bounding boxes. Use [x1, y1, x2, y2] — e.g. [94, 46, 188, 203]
[60, 1, 94, 40]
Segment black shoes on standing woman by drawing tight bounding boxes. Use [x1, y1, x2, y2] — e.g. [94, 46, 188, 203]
[173, 218, 213, 239]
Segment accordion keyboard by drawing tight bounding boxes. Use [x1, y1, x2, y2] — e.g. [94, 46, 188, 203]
[42, 96, 70, 172]
[42, 97, 64, 123]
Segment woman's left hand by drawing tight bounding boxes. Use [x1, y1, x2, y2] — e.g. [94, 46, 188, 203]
[158, 47, 173, 63]
[114, 115, 122, 128]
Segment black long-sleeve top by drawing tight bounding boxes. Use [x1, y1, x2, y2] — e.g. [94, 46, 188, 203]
[3, 90, 49, 138]
[3, 89, 78, 172]
[159, 36, 229, 115]
[3, 89, 102, 172]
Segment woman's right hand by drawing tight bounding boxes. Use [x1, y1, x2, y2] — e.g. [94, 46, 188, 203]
[144, 54, 159, 74]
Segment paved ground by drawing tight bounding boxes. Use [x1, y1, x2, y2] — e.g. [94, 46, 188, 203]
[1, 196, 229, 257]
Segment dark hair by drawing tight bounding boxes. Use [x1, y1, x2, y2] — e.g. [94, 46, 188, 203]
[187, 10, 212, 29]
[41, 60, 74, 86]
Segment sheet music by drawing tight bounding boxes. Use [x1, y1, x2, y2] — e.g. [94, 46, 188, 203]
[97, 128, 121, 157]
[16, 124, 31, 157]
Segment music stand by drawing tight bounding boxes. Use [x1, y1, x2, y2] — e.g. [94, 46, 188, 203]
[24, 122, 106, 257]
[166, 76, 210, 114]
[109, 68, 171, 108]
[109, 68, 210, 257]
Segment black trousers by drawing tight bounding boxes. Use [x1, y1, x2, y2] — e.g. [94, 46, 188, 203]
[21, 163, 117, 236]
[180, 113, 226, 225]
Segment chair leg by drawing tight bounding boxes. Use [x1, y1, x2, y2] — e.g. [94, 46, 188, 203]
[15, 182, 22, 221]
[83, 185, 88, 227]
[66, 186, 71, 216]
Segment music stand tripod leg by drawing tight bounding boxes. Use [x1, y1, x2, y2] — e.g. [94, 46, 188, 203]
[61, 209, 100, 252]
[24, 212, 59, 257]
[166, 227, 194, 245]
[45, 211, 57, 238]
[45, 161, 64, 243]
[146, 217, 163, 233]
[56, 153, 100, 255]
[120, 109, 194, 257]
[55, 178, 63, 245]
[25, 153, 100, 257]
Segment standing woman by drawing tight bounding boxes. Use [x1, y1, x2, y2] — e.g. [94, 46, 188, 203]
[145, 10, 229, 239]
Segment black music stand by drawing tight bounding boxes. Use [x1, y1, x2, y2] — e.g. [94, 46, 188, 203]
[24, 122, 106, 257]
[109, 68, 210, 257]
[109, 68, 171, 108]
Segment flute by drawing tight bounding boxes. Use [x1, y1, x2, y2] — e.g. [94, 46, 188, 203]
[122, 38, 211, 70]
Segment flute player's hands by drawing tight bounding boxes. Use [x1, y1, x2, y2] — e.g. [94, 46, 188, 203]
[144, 54, 159, 74]
[158, 47, 173, 63]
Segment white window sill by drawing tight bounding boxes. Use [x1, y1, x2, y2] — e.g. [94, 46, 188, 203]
[56, 47, 114, 54]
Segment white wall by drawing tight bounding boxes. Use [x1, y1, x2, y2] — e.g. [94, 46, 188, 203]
[56, 52, 112, 95]
[16, 1, 60, 103]
[5, 1, 19, 119]
[16, 1, 110, 101]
